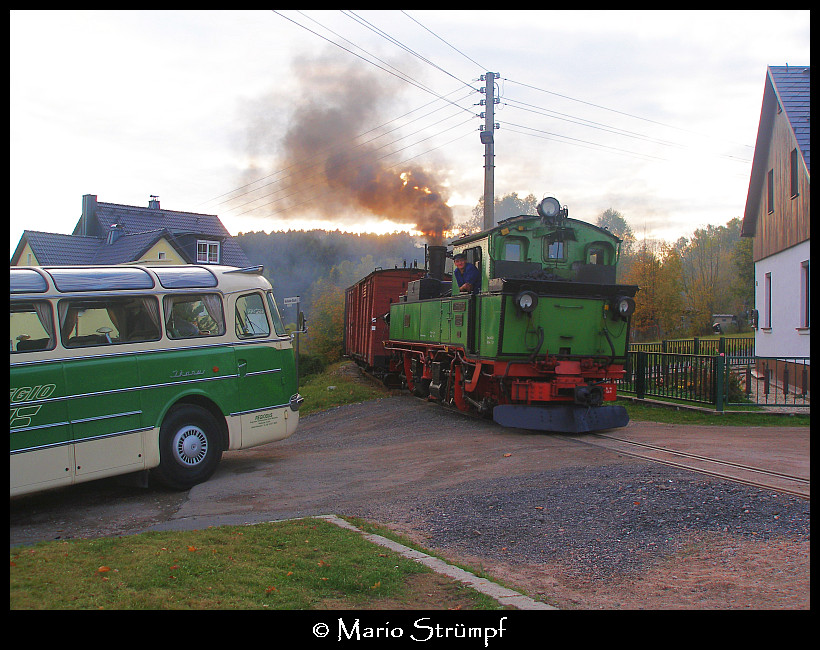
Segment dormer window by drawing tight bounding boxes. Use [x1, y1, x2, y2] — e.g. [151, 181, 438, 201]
[197, 240, 220, 264]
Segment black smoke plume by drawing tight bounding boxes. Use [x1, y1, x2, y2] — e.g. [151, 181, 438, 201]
[240, 52, 453, 245]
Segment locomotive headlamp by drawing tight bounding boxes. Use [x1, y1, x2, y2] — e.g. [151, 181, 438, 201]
[537, 197, 561, 220]
[612, 296, 635, 320]
[515, 290, 539, 313]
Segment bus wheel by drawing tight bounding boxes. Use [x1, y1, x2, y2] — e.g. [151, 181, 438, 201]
[153, 405, 223, 490]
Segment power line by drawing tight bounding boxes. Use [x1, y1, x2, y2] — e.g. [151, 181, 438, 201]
[229, 128, 476, 220]
[503, 121, 751, 174]
[200, 88, 475, 211]
[400, 10, 488, 73]
[504, 76, 754, 149]
[501, 121, 667, 162]
[342, 10, 480, 94]
[200, 11, 483, 214]
[272, 11, 476, 116]
[502, 97, 685, 149]
[223, 116, 476, 218]
[296, 10, 450, 97]
[502, 99, 751, 164]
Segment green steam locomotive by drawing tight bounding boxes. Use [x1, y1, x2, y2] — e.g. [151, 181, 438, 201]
[382, 196, 639, 433]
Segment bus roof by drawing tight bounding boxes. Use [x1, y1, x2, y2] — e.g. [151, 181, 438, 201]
[11, 264, 270, 296]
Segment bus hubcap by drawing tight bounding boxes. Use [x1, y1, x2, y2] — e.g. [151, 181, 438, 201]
[173, 426, 208, 466]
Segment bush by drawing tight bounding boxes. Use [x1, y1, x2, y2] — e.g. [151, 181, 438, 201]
[298, 354, 327, 379]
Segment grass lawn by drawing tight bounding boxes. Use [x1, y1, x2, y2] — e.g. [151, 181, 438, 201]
[10, 517, 505, 610]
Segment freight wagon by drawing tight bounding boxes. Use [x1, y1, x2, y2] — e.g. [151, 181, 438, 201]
[343, 266, 428, 383]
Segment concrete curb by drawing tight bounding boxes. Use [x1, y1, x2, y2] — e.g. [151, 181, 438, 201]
[315, 514, 557, 611]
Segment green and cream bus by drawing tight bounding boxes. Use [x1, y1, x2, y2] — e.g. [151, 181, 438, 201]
[10, 264, 302, 497]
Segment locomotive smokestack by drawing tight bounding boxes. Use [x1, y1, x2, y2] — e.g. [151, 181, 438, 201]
[428, 245, 446, 281]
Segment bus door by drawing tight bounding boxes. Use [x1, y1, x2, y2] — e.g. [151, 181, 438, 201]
[10, 300, 74, 494]
[59, 297, 149, 481]
[232, 291, 294, 446]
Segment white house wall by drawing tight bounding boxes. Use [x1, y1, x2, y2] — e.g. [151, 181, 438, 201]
[754, 239, 810, 358]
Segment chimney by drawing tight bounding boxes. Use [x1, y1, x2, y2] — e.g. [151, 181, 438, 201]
[80, 194, 97, 237]
[148, 195, 160, 209]
[106, 222, 123, 244]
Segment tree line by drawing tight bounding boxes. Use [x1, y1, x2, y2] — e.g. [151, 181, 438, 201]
[600, 208, 754, 341]
[235, 194, 754, 362]
[235, 230, 428, 366]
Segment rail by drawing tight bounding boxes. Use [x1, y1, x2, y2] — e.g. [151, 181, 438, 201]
[562, 433, 809, 499]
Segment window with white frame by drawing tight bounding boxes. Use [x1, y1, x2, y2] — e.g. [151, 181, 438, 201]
[197, 240, 220, 264]
[763, 272, 772, 328]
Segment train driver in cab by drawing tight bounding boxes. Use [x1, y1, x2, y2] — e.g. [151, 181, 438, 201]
[453, 253, 480, 294]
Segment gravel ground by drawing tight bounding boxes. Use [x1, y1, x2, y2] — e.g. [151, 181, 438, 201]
[9, 383, 810, 608]
[388, 464, 810, 580]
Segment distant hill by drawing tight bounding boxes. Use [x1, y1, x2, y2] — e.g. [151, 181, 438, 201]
[235, 229, 429, 312]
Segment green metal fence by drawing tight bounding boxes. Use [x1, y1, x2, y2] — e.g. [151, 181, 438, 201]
[620, 352, 722, 408]
[629, 336, 755, 357]
[620, 337, 809, 411]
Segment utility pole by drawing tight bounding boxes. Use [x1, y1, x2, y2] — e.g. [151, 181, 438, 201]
[480, 72, 499, 231]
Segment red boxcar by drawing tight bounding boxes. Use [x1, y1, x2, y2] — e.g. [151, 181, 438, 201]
[344, 267, 426, 376]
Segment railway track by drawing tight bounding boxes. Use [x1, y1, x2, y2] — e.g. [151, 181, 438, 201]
[561, 432, 810, 500]
[355, 365, 810, 499]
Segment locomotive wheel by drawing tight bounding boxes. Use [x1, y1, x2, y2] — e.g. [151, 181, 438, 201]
[412, 378, 431, 398]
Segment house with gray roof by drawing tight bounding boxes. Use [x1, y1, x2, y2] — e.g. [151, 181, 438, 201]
[11, 194, 251, 268]
[740, 65, 809, 382]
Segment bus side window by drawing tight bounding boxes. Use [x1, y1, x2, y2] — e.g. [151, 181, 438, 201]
[235, 293, 270, 338]
[163, 294, 225, 339]
[11, 301, 55, 352]
[60, 297, 161, 347]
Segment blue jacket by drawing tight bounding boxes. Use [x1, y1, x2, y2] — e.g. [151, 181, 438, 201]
[454, 262, 481, 294]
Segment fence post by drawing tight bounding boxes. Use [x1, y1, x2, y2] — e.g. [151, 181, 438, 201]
[693, 337, 699, 355]
[718, 336, 726, 355]
[715, 354, 725, 412]
[636, 351, 646, 399]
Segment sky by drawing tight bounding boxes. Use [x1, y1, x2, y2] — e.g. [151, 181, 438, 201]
[9, 9, 811, 257]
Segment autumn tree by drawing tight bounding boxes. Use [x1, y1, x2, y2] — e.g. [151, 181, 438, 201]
[596, 208, 635, 247]
[460, 192, 539, 234]
[304, 276, 346, 363]
[596, 208, 636, 281]
[729, 225, 755, 323]
[302, 255, 390, 363]
[654, 243, 686, 338]
[677, 220, 741, 334]
[622, 242, 663, 340]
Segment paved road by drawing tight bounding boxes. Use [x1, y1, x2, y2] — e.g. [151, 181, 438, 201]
[9, 394, 809, 548]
